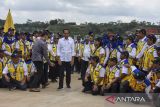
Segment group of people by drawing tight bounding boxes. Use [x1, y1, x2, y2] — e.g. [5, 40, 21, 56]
[74, 29, 160, 102]
[0, 27, 160, 101]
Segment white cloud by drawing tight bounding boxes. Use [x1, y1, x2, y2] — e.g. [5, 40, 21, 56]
[0, 0, 160, 24]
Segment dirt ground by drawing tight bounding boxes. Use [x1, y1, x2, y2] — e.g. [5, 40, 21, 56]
[0, 74, 152, 107]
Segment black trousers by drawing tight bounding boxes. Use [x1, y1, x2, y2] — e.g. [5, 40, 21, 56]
[49, 61, 59, 80]
[59, 62, 72, 88]
[27, 75, 35, 88]
[0, 79, 5, 88]
[120, 80, 146, 93]
[30, 61, 43, 88]
[74, 57, 81, 73]
[104, 82, 120, 93]
[41, 62, 48, 85]
[2, 75, 27, 90]
[83, 77, 102, 95]
[81, 60, 89, 83]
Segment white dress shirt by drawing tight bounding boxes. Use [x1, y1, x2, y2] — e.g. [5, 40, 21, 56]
[82, 43, 91, 61]
[57, 37, 75, 62]
[3, 61, 28, 76]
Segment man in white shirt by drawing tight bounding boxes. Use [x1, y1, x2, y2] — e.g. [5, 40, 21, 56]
[80, 36, 91, 84]
[57, 29, 75, 89]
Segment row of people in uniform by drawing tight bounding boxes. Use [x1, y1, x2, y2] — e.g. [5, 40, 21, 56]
[74, 29, 159, 82]
[1, 27, 160, 96]
[82, 54, 160, 99]
[0, 28, 59, 91]
[0, 49, 36, 90]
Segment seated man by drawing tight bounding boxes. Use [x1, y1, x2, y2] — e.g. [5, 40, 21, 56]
[25, 55, 37, 89]
[120, 66, 151, 94]
[102, 57, 120, 94]
[118, 51, 131, 83]
[82, 56, 105, 95]
[2, 50, 28, 91]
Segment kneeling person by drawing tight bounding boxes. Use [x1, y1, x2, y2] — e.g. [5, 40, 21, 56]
[2, 50, 28, 91]
[83, 56, 105, 95]
[120, 66, 151, 94]
[102, 58, 120, 94]
[25, 56, 37, 89]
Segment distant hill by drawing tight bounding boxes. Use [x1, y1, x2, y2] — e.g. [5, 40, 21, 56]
[0, 19, 160, 36]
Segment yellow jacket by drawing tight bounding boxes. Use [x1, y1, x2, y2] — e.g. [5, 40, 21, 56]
[142, 45, 155, 71]
[7, 60, 25, 81]
[90, 64, 104, 85]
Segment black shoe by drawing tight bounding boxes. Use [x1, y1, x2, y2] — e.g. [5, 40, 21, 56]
[57, 87, 63, 90]
[9, 86, 16, 91]
[67, 85, 71, 88]
[29, 88, 40, 92]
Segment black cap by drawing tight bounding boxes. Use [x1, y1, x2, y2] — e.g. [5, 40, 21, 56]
[134, 71, 146, 81]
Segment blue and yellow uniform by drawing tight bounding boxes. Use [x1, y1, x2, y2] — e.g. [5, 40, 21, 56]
[136, 37, 147, 67]
[126, 43, 136, 65]
[90, 64, 104, 85]
[7, 60, 25, 81]
[129, 68, 151, 92]
[142, 45, 156, 71]
[92, 47, 105, 65]
[105, 66, 119, 84]
[118, 59, 131, 82]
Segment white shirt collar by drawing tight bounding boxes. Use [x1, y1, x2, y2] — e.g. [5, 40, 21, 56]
[128, 43, 134, 47]
[140, 36, 146, 42]
[62, 37, 71, 41]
